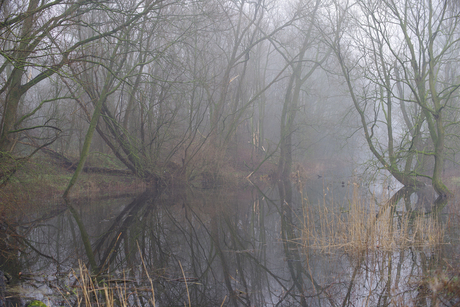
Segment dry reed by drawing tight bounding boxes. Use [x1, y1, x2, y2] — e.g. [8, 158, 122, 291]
[59, 261, 156, 307]
[299, 184, 445, 255]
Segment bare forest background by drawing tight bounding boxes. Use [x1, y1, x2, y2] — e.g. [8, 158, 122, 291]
[1, 0, 460, 198]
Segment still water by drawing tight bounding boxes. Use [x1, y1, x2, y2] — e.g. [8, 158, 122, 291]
[1, 178, 459, 306]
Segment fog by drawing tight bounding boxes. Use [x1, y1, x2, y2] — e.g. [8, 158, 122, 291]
[2, 2, 460, 306]
[1, 0, 460, 217]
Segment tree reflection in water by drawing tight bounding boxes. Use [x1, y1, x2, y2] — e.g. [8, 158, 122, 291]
[0, 182, 459, 306]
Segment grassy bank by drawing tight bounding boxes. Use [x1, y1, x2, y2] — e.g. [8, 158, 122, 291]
[0, 149, 277, 211]
[0, 153, 146, 210]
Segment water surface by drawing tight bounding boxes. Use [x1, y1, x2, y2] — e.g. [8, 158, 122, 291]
[1, 179, 459, 306]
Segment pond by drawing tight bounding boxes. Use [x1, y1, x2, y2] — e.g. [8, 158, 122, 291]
[1, 177, 459, 306]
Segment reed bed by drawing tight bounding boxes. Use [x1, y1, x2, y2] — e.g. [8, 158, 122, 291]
[58, 261, 156, 307]
[299, 184, 445, 255]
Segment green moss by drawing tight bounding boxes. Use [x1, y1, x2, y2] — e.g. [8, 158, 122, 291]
[27, 301, 47, 307]
[0, 152, 142, 203]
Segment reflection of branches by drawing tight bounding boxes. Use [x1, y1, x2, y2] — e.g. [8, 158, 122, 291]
[169, 189, 296, 306]
[165, 202, 218, 283]
[67, 202, 98, 272]
[93, 196, 143, 254]
[278, 180, 308, 307]
[23, 239, 60, 264]
[247, 182, 329, 303]
[66, 189, 157, 275]
[210, 217, 238, 307]
[341, 252, 363, 307]
[17, 207, 67, 229]
[0, 206, 67, 266]
[225, 214, 256, 306]
[96, 190, 155, 274]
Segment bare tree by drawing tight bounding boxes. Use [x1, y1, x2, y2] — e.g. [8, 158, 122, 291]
[270, 0, 330, 179]
[0, 0, 167, 186]
[330, 0, 460, 196]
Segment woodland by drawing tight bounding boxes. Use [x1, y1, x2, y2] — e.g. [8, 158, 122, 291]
[1, 0, 460, 198]
[3, 2, 460, 306]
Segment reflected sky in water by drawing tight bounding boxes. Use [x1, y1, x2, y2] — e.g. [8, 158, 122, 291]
[1, 179, 459, 306]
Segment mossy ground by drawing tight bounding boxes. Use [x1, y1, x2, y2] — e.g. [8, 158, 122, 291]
[0, 149, 277, 215]
[0, 153, 145, 215]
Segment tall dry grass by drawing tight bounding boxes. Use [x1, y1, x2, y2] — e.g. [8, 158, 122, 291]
[299, 183, 445, 255]
[59, 261, 156, 307]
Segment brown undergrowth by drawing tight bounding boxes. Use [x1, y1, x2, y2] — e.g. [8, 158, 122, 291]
[0, 143, 276, 212]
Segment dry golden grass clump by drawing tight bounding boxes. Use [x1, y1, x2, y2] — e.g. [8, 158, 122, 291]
[299, 184, 445, 255]
[56, 261, 156, 307]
